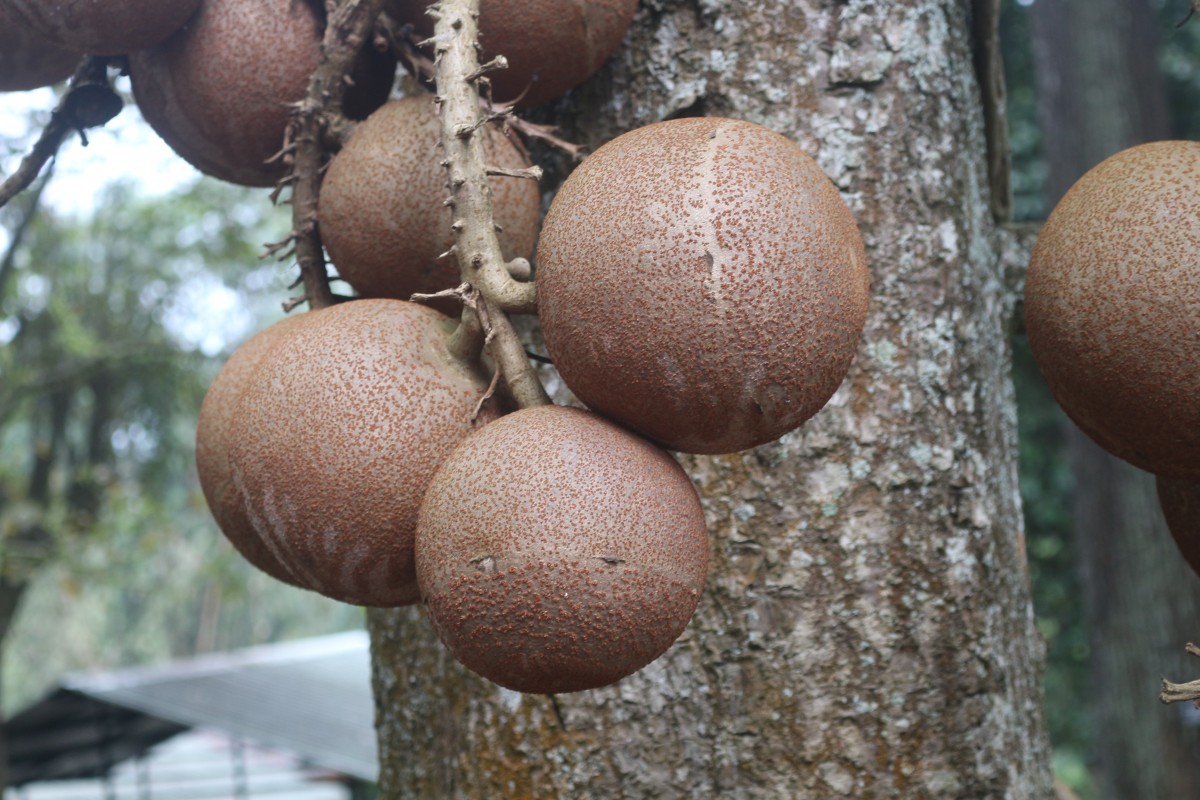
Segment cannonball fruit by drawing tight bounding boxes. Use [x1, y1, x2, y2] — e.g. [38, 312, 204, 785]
[537, 117, 870, 454]
[1158, 476, 1200, 580]
[196, 314, 312, 588]
[319, 97, 539, 303]
[129, 0, 393, 186]
[0, 6, 80, 92]
[416, 405, 709, 694]
[388, 0, 638, 108]
[1025, 141, 1200, 481]
[228, 299, 499, 606]
[2, 0, 202, 56]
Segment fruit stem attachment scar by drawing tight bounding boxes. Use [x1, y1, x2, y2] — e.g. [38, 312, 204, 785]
[430, 0, 549, 408]
[283, 0, 387, 311]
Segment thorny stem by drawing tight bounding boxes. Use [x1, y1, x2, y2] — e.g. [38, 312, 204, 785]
[0, 57, 122, 211]
[284, 0, 387, 311]
[431, 0, 550, 408]
[1160, 643, 1200, 707]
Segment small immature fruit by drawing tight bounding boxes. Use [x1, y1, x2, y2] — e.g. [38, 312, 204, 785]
[416, 405, 709, 694]
[1158, 476, 1200, 580]
[1025, 141, 1200, 481]
[319, 97, 539, 303]
[196, 314, 311, 588]
[0, 7, 80, 92]
[129, 0, 392, 186]
[537, 117, 870, 454]
[2, 0, 202, 56]
[388, 0, 638, 108]
[229, 299, 498, 607]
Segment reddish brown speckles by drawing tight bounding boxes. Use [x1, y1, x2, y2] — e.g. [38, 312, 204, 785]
[1025, 141, 1200, 480]
[128, 0, 390, 187]
[319, 97, 539, 304]
[196, 314, 312, 587]
[388, 0, 638, 108]
[536, 117, 870, 454]
[1158, 476, 1200, 578]
[416, 406, 709, 694]
[226, 299, 499, 607]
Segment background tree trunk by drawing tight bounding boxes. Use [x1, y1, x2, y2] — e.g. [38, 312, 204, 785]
[1030, 1, 1200, 796]
[369, 1, 1055, 796]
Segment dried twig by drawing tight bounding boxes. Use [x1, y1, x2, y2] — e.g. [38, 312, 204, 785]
[283, 0, 387, 311]
[0, 57, 121, 211]
[1160, 643, 1200, 707]
[431, 0, 549, 408]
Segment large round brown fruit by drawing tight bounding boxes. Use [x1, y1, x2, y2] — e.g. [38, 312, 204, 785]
[319, 97, 539, 302]
[536, 117, 870, 455]
[3, 0, 201, 56]
[388, 0, 638, 108]
[229, 299, 498, 606]
[196, 314, 312, 588]
[1025, 141, 1200, 481]
[129, 0, 393, 187]
[1158, 476, 1200, 579]
[0, 6, 80, 91]
[416, 405, 709, 694]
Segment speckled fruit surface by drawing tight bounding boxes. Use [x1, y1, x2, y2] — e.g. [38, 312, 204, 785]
[536, 117, 871, 455]
[1159, 476, 1200, 579]
[416, 405, 709, 694]
[319, 96, 539, 303]
[196, 314, 312, 588]
[1025, 141, 1200, 481]
[0, 6, 80, 91]
[4, 0, 201, 56]
[229, 299, 499, 607]
[388, 0, 637, 108]
[129, 0, 392, 187]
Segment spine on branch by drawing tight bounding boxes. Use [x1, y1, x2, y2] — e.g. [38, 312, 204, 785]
[286, 0, 387, 311]
[430, 0, 549, 408]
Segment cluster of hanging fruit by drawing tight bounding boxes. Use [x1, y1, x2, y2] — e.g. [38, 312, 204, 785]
[2, 0, 874, 693]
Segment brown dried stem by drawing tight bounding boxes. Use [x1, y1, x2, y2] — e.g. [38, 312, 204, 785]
[431, 0, 549, 408]
[0, 57, 121, 211]
[284, 0, 387, 311]
[1160, 643, 1200, 707]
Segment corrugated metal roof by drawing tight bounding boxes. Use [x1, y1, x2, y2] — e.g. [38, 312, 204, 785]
[6, 631, 377, 786]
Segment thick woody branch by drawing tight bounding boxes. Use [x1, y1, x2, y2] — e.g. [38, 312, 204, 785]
[0, 58, 121, 210]
[285, 0, 387, 311]
[432, 0, 549, 408]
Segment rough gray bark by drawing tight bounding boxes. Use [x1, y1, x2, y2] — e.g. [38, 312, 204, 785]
[1030, 1, 1200, 796]
[369, 1, 1055, 797]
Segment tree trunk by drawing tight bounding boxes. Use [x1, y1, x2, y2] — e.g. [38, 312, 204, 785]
[1030, 1, 1200, 796]
[369, 2, 1054, 797]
